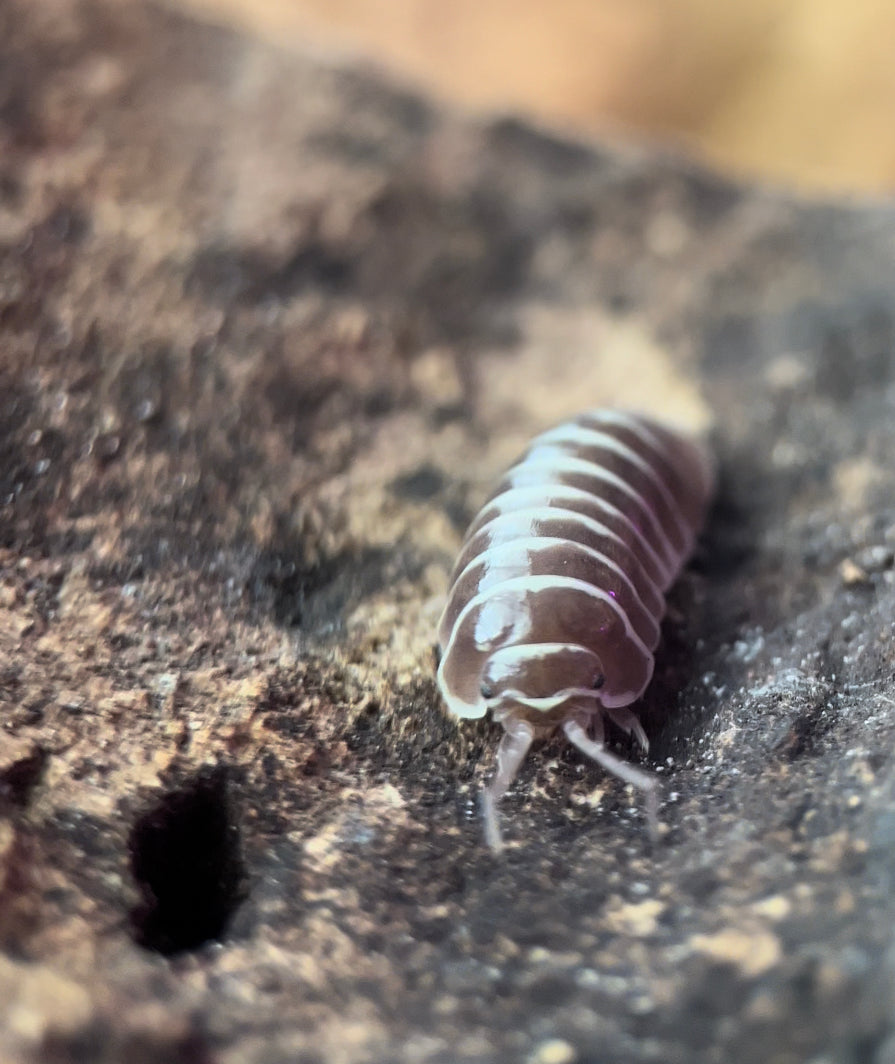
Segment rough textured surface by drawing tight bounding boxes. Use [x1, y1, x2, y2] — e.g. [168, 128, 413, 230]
[3, 2, 895, 1062]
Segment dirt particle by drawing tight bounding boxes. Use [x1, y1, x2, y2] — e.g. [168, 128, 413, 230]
[528, 1038, 577, 1064]
[689, 926, 782, 978]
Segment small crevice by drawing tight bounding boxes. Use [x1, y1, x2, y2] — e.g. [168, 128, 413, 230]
[0, 745, 47, 808]
[129, 765, 247, 955]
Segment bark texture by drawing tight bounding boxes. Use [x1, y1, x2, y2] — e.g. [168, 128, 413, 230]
[3, 2, 895, 1062]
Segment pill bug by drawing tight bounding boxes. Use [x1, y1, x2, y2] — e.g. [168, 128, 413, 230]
[436, 409, 713, 850]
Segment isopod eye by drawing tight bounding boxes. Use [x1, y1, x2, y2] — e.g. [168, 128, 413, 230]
[592, 674, 605, 690]
[480, 682, 495, 700]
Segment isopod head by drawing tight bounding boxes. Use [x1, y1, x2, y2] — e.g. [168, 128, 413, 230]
[480, 642, 605, 717]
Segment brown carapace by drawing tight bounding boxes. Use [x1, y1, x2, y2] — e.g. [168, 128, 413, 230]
[436, 410, 713, 850]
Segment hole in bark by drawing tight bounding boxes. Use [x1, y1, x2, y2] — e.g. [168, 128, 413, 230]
[0, 746, 47, 807]
[388, 464, 445, 501]
[129, 765, 246, 954]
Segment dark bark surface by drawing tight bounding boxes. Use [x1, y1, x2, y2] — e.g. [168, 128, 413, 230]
[3, 2, 895, 1062]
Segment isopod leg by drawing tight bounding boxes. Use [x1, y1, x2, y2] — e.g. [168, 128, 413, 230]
[604, 706, 650, 752]
[481, 716, 535, 853]
[563, 714, 659, 839]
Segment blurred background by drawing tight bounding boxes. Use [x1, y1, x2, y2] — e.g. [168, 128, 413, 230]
[180, 0, 895, 196]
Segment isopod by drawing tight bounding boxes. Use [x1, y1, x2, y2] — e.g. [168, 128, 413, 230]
[436, 409, 713, 850]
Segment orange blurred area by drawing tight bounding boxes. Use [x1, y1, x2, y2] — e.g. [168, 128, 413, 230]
[181, 0, 895, 195]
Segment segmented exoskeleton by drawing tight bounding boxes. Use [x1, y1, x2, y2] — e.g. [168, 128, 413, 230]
[436, 410, 713, 850]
